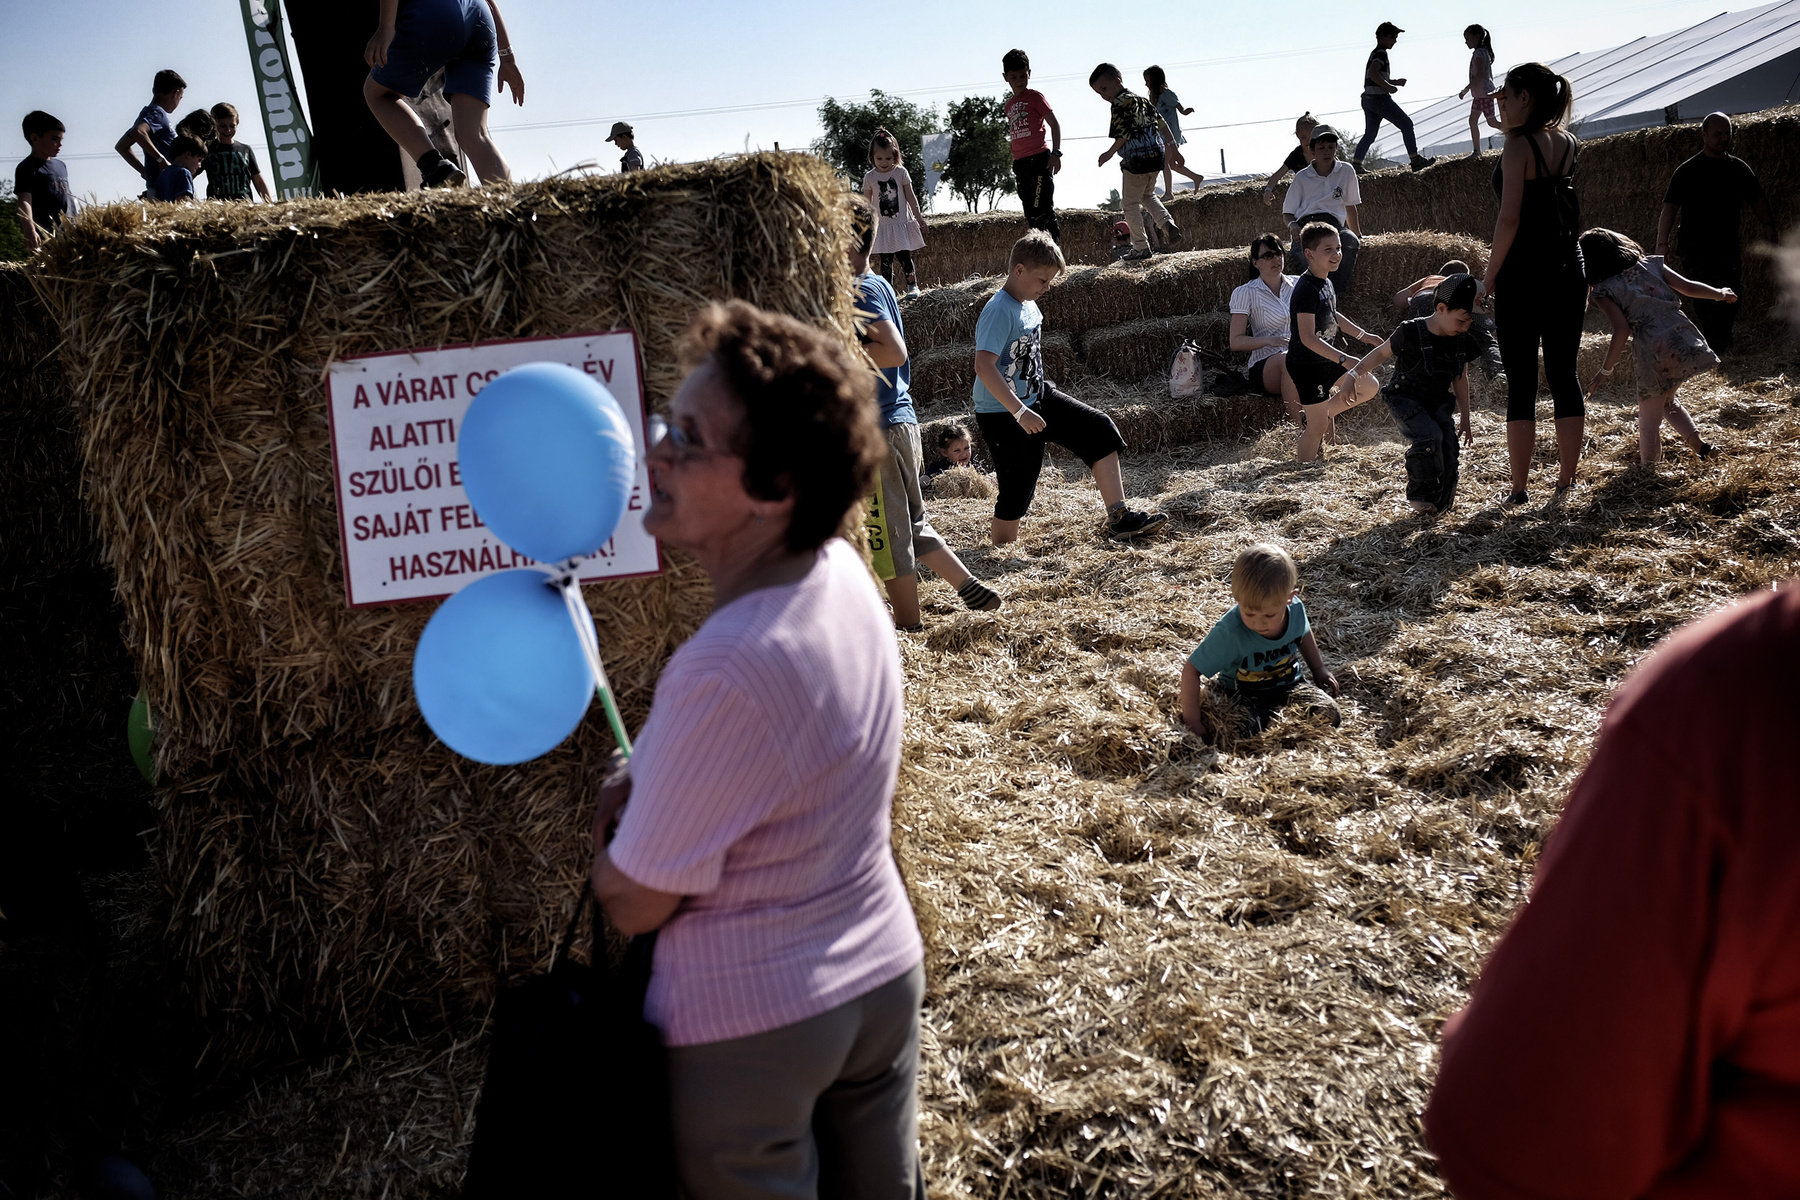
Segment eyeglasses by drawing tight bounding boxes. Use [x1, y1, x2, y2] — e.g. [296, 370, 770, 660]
[646, 414, 732, 462]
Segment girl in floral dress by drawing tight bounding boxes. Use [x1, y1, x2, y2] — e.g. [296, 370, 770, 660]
[1581, 227, 1736, 465]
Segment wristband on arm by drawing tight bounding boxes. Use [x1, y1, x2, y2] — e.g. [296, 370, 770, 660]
[1012, 403, 1034, 424]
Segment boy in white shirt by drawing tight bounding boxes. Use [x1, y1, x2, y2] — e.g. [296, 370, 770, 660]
[1282, 126, 1362, 295]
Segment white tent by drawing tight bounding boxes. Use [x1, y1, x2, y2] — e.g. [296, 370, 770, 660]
[1399, 0, 1800, 159]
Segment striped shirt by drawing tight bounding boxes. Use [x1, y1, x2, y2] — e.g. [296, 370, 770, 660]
[609, 538, 923, 1046]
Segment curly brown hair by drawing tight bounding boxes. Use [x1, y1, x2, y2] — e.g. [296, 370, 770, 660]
[678, 301, 883, 554]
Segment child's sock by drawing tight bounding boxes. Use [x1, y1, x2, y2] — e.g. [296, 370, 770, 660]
[956, 578, 1002, 612]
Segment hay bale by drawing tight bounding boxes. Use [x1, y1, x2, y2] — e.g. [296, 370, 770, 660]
[925, 464, 996, 500]
[922, 108, 1800, 316]
[1082, 313, 1231, 383]
[30, 154, 854, 1056]
[0, 262, 147, 886]
[0, 264, 92, 574]
[909, 332, 1081, 409]
[901, 274, 1000, 353]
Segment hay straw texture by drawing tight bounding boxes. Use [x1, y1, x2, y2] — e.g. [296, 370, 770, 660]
[105, 343, 1800, 1198]
[920, 106, 1800, 314]
[1, 264, 146, 862]
[906, 234, 1491, 362]
[27, 154, 856, 1055]
[1, 264, 92, 573]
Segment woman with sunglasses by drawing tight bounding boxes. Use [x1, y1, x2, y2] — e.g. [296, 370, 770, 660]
[1230, 234, 1303, 425]
[591, 301, 926, 1200]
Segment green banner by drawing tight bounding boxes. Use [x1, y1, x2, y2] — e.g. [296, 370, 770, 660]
[237, 0, 320, 198]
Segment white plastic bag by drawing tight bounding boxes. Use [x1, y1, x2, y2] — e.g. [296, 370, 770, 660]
[1168, 341, 1205, 399]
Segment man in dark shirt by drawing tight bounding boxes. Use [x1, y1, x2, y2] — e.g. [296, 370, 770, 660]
[14, 110, 75, 252]
[1655, 112, 1776, 354]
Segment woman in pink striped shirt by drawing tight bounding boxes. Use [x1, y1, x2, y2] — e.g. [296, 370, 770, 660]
[591, 301, 926, 1200]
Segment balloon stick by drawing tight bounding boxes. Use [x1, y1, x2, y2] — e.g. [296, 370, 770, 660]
[555, 570, 633, 759]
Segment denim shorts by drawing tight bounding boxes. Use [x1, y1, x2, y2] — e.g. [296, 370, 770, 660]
[370, 0, 498, 105]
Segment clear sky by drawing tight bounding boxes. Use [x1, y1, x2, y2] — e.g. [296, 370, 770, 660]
[4, 0, 1738, 213]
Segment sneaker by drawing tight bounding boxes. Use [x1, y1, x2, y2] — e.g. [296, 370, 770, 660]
[956, 578, 1002, 612]
[1410, 155, 1437, 172]
[1162, 221, 1183, 246]
[1107, 506, 1169, 539]
[905, 283, 921, 298]
[1503, 489, 1529, 507]
[1350, 160, 1367, 175]
[1122, 247, 1155, 262]
[420, 156, 466, 189]
[897, 621, 925, 634]
[1697, 442, 1718, 458]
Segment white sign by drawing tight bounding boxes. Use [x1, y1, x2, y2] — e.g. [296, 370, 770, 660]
[921, 130, 953, 200]
[326, 331, 660, 608]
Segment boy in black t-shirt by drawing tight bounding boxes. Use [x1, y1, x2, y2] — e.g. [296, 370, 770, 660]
[205, 103, 273, 201]
[1340, 274, 1483, 513]
[14, 110, 75, 252]
[1290, 222, 1384, 461]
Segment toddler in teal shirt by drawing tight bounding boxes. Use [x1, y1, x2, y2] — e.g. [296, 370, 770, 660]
[1182, 543, 1340, 736]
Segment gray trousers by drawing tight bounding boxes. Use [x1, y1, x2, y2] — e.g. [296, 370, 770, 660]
[667, 963, 926, 1200]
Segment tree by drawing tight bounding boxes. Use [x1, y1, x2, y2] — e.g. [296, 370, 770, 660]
[941, 96, 1011, 212]
[812, 90, 937, 199]
[1100, 189, 1123, 212]
[0, 184, 27, 262]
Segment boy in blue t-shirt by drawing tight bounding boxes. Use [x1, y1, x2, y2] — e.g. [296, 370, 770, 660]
[116, 69, 185, 192]
[849, 196, 1000, 630]
[152, 137, 207, 202]
[152, 137, 206, 203]
[1181, 543, 1340, 737]
[973, 230, 1167, 545]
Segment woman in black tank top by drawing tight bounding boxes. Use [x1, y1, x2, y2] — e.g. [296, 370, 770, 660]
[1480, 62, 1585, 506]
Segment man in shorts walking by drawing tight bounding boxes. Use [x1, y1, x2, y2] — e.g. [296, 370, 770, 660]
[364, 0, 525, 186]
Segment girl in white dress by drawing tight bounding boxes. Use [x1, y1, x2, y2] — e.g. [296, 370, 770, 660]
[861, 127, 927, 296]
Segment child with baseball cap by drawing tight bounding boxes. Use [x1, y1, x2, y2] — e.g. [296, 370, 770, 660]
[607, 122, 643, 172]
[1338, 274, 1485, 513]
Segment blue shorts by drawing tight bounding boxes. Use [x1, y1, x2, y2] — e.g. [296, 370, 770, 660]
[370, 0, 497, 106]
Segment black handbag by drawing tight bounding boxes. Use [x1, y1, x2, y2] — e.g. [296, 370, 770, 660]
[463, 897, 676, 1198]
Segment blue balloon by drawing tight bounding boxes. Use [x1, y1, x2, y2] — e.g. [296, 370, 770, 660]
[459, 362, 637, 564]
[413, 569, 595, 764]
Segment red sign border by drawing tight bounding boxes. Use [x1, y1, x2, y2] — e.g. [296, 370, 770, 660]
[324, 329, 663, 609]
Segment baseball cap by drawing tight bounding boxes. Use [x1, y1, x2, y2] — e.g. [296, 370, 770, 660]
[1434, 273, 1480, 312]
[1377, 21, 1404, 36]
[605, 121, 634, 142]
[1308, 124, 1340, 146]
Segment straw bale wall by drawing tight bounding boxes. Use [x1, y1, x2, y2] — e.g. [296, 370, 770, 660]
[28, 154, 858, 1056]
[902, 234, 1491, 391]
[921, 107, 1800, 314]
[1, 264, 146, 871]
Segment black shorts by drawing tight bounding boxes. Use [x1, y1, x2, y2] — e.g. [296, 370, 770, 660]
[1287, 350, 1346, 407]
[973, 384, 1128, 522]
[1253, 354, 1284, 393]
